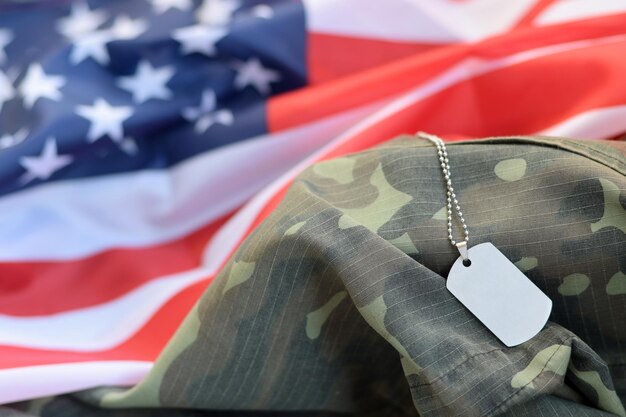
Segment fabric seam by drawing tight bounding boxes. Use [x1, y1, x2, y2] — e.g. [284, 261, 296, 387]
[488, 339, 574, 416]
[369, 135, 626, 177]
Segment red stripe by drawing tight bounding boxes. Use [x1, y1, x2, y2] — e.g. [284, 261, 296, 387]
[322, 42, 626, 158]
[0, 279, 211, 369]
[307, 33, 443, 84]
[270, 44, 465, 132]
[270, 12, 626, 133]
[392, 39, 626, 138]
[266, 38, 626, 225]
[0, 211, 232, 316]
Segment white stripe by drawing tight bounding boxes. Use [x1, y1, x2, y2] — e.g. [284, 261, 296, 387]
[0, 361, 151, 404]
[0, 104, 375, 261]
[304, 0, 537, 42]
[539, 105, 626, 139]
[535, 0, 626, 26]
[0, 267, 208, 350]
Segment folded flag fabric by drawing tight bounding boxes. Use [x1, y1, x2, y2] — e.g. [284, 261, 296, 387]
[0, 0, 625, 406]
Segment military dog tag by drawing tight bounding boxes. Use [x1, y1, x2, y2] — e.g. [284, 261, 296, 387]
[447, 243, 552, 347]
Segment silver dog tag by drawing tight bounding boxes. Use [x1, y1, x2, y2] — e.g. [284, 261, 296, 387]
[447, 242, 552, 347]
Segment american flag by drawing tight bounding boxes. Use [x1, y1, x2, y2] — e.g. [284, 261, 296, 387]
[0, 0, 625, 404]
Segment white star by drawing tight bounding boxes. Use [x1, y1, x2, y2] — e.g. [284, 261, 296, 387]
[18, 63, 66, 108]
[19, 138, 73, 184]
[251, 4, 274, 19]
[118, 137, 139, 155]
[110, 15, 147, 41]
[172, 25, 226, 56]
[0, 128, 28, 150]
[0, 29, 13, 65]
[183, 90, 217, 118]
[182, 90, 233, 133]
[70, 30, 114, 65]
[67, 15, 146, 66]
[150, 0, 192, 14]
[56, 2, 107, 40]
[0, 71, 15, 112]
[233, 58, 280, 95]
[196, 0, 240, 26]
[76, 98, 133, 143]
[117, 60, 174, 103]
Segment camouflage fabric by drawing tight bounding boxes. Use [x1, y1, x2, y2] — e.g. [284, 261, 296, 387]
[5, 135, 626, 417]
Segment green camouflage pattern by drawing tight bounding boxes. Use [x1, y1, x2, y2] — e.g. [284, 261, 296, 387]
[5, 135, 626, 417]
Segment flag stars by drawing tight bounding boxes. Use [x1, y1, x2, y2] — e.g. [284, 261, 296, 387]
[251, 4, 274, 19]
[182, 90, 233, 133]
[68, 15, 146, 65]
[233, 58, 280, 95]
[56, 2, 107, 40]
[196, 0, 241, 26]
[0, 29, 13, 65]
[0, 128, 28, 150]
[19, 138, 73, 184]
[117, 60, 175, 103]
[172, 25, 226, 56]
[171, 0, 244, 56]
[150, 0, 192, 14]
[57, 5, 147, 67]
[110, 15, 148, 41]
[118, 137, 139, 156]
[76, 99, 133, 143]
[18, 63, 66, 108]
[70, 30, 113, 65]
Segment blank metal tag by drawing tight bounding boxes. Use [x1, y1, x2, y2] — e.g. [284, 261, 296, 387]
[447, 243, 552, 347]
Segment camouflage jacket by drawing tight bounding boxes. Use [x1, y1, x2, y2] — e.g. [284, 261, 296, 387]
[5, 135, 626, 417]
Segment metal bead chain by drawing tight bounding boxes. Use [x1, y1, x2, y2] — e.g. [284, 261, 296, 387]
[417, 132, 469, 247]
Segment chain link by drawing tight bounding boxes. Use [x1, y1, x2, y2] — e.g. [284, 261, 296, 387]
[417, 132, 469, 247]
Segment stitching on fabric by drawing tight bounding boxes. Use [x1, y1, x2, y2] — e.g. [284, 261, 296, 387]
[458, 136, 626, 176]
[406, 335, 577, 417]
[407, 335, 573, 389]
[487, 338, 575, 416]
[407, 347, 511, 388]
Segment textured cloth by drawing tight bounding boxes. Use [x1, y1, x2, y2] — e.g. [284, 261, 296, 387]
[5, 135, 626, 416]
